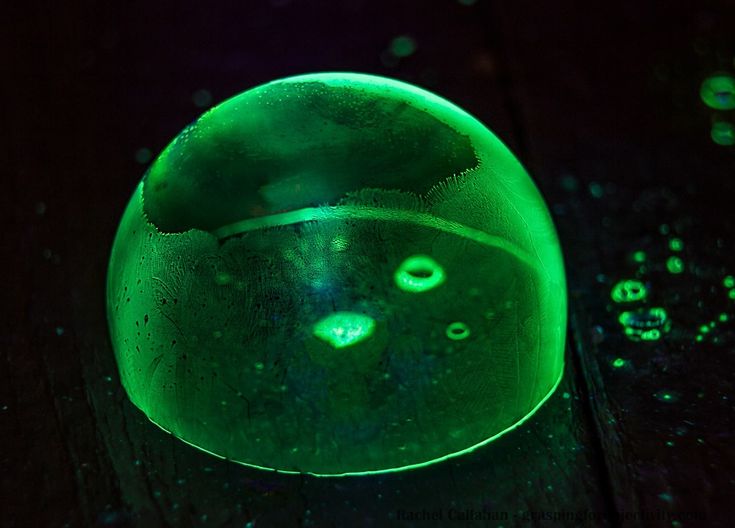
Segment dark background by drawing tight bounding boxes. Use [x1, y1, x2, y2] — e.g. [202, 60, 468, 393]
[4, 0, 735, 526]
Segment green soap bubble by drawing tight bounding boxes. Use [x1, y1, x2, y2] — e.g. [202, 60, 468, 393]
[107, 72, 567, 476]
[711, 121, 735, 146]
[700, 74, 735, 110]
[611, 357, 626, 368]
[724, 275, 735, 289]
[668, 238, 683, 252]
[610, 279, 647, 303]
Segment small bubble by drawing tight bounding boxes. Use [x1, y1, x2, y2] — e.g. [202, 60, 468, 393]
[588, 181, 604, 198]
[445, 322, 470, 341]
[719, 313, 729, 322]
[254, 362, 264, 370]
[394, 255, 446, 293]
[390, 36, 417, 58]
[618, 307, 670, 341]
[668, 238, 683, 252]
[610, 279, 647, 303]
[700, 74, 735, 110]
[659, 224, 670, 235]
[723, 275, 734, 289]
[611, 358, 626, 368]
[192, 89, 213, 108]
[631, 251, 647, 263]
[666, 256, 684, 274]
[55, 326, 65, 336]
[711, 121, 735, 146]
[730, 289, 735, 300]
[134, 148, 152, 164]
[562, 392, 570, 399]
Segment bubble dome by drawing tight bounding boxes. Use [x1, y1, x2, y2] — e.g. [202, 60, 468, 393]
[107, 72, 567, 476]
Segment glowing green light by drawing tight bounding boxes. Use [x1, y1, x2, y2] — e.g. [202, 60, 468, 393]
[610, 279, 647, 303]
[612, 358, 626, 368]
[445, 322, 470, 340]
[730, 289, 735, 300]
[632, 251, 647, 263]
[699, 325, 710, 334]
[313, 312, 376, 349]
[107, 72, 567, 475]
[394, 254, 446, 293]
[696, 335, 704, 342]
[668, 238, 683, 252]
[711, 121, 735, 146]
[724, 275, 735, 289]
[700, 74, 735, 110]
[719, 313, 729, 322]
[390, 36, 416, 57]
[666, 256, 684, 274]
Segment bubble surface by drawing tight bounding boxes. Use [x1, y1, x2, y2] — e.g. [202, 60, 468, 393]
[107, 72, 567, 476]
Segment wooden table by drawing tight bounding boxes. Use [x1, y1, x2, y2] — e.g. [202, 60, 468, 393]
[4, 1, 734, 526]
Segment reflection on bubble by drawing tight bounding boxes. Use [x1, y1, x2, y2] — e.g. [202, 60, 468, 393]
[618, 307, 670, 342]
[313, 311, 376, 349]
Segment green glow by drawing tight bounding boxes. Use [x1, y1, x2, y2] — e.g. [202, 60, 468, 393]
[724, 275, 735, 289]
[696, 335, 704, 342]
[730, 289, 735, 300]
[394, 254, 446, 293]
[666, 256, 684, 274]
[711, 121, 735, 146]
[719, 313, 729, 322]
[313, 312, 376, 348]
[632, 251, 647, 263]
[700, 74, 735, 110]
[107, 72, 567, 475]
[618, 307, 669, 342]
[446, 322, 470, 340]
[390, 36, 416, 57]
[610, 279, 647, 303]
[668, 238, 683, 252]
[612, 358, 626, 368]
[698, 324, 710, 334]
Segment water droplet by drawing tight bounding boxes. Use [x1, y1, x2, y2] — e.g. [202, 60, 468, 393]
[666, 256, 684, 274]
[700, 74, 735, 110]
[390, 36, 416, 58]
[618, 307, 670, 341]
[135, 148, 152, 164]
[668, 238, 683, 252]
[631, 250, 647, 263]
[610, 279, 647, 303]
[711, 121, 735, 146]
[192, 89, 213, 108]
